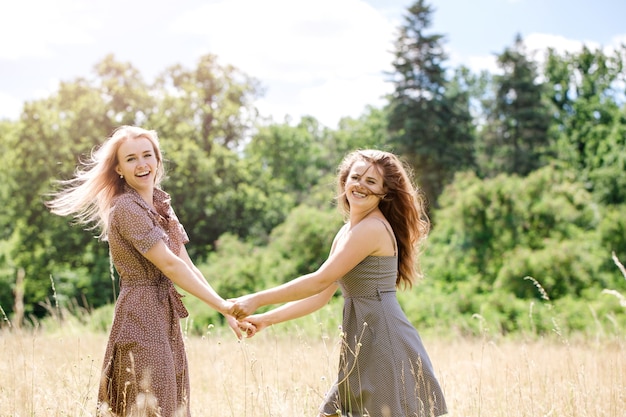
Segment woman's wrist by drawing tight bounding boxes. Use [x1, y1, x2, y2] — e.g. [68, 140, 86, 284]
[261, 312, 275, 327]
[219, 299, 232, 316]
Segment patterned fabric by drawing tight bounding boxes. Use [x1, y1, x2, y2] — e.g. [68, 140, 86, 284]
[97, 186, 191, 417]
[320, 256, 447, 417]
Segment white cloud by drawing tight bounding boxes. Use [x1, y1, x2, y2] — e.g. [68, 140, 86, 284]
[170, 0, 397, 127]
[257, 73, 391, 126]
[0, 78, 61, 120]
[465, 55, 500, 75]
[610, 34, 626, 46]
[454, 33, 606, 76]
[171, 0, 394, 76]
[302, 74, 391, 122]
[0, 0, 100, 60]
[0, 92, 22, 120]
[524, 33, 591, 56]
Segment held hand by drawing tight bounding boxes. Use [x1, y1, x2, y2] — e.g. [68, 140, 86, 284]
[230, 294, 260, 320]
[237, 319, 257, 338]
[241, 314, 271, 335]
[225, 315, 243, 340]
[222, 300, 246, 340]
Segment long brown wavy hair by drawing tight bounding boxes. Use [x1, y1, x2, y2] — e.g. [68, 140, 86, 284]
[46, 126, 164, 239]
[336, 150, 430, 288]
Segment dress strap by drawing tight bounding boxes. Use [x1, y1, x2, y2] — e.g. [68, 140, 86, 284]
[374, 218, 397, 256]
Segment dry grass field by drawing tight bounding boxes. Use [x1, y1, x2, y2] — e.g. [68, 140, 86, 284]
[1, 321, 624, 417]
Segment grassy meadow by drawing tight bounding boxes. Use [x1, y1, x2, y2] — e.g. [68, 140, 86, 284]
[1, 311, 624, 417]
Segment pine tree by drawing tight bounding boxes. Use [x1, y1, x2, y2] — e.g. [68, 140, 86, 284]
[477, 34, 552, 177]
[387, 0, 474, 209]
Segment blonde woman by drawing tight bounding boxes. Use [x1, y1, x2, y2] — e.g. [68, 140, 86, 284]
[47, 126, 240, 417]
[233, 150, 447, 417]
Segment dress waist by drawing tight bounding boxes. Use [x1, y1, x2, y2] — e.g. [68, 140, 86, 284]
[343, 288, 396, 299]
[121, 278, 189, 318]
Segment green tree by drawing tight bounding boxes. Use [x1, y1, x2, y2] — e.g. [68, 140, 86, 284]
[204, 204, 342, 296]
[0, 120, 19, 318]
[183, 204, 343, 331]
[244, 116, 332, 202]
[544, 45, 626, 204]
[425, 165, 603, 299]
[3, 56, 153, 318]
[149, 54, 261, 152]
[332, 106, 392, 156]
[477, 35, 552, 177]
[143, 54, 289, 256]
[387, 0, 475, 208]
[2, 53, 274, 319]
[163, 141, 295, 257]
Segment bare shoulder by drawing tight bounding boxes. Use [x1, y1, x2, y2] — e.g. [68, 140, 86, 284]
[356, 215, 391, 233]
[352, 216, 395, 256]
[347, 216, 391, 243]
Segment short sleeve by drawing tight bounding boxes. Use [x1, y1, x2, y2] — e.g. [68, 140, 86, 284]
[168, 207, 189, 246]
[111, 197, 166, 254]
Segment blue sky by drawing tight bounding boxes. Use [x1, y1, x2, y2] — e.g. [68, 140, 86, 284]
[1, 0, 625, 128]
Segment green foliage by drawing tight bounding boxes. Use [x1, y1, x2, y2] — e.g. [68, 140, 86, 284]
[180, 205, 343, 333]
[399, 276, 626, 339]
[476, 34, 552, 177]
[147, 54, 278, 255]
[2, 5, 626, 340]
[0, 122, 18, 316]
[544, 45, 626, 204]
[0, 248, 15, 320]
[245, 117, 334, 200]
[333, 106, 392, 155]
[493, 238, 602, 298]
[268, 205, 343, 280]
[387, 0, 475, 208]
[411, 162, 626, 336]
[597, 206, 626, 273]
[164, 141, 296, 258]
[202, 204, 342, 296]
[425, 165, 602, 294]
[0, 53, 271, 319]
[149, 54, 261, 151]
[398, 278, 552, 337]
[586, 118, 626, 204]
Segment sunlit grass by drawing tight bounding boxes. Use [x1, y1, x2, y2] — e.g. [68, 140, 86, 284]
[1, 318, 624, 417]
[2, 254, 625, 416]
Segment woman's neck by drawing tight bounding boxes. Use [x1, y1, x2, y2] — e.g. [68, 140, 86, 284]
[349, 206, 381, 227]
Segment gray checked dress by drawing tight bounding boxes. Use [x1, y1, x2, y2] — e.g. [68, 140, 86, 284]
[320, 227, 447, 416]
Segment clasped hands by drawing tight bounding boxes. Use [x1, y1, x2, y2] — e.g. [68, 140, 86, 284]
[224, 294, 262, 339]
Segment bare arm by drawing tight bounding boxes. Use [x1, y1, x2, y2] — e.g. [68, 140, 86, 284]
[233, 219, 386, 317]
[244, 284, 338, 334]
[143, 240, 233, 315]
[176, 244, 245, 338]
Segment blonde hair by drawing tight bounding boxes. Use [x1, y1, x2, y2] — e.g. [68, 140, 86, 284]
[336, 149, 430, 288]
[46, 126, 164, 239]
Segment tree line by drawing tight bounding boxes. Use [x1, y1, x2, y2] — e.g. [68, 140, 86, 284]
[1, 0, 625, 335]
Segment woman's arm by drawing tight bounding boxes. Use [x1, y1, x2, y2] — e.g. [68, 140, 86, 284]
[233, 219, 384, 317]
[176, 244, 247, 338]
[177, 244, 228, 307]
[244, 283, 338, 334]
[143, 240, 232, 315]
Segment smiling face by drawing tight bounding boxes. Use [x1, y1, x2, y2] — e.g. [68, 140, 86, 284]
[115, 136, 159, 196]
[344, 159, 386, 212]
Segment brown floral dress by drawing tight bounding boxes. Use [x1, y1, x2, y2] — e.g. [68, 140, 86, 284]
[97, 186, 191, 417]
